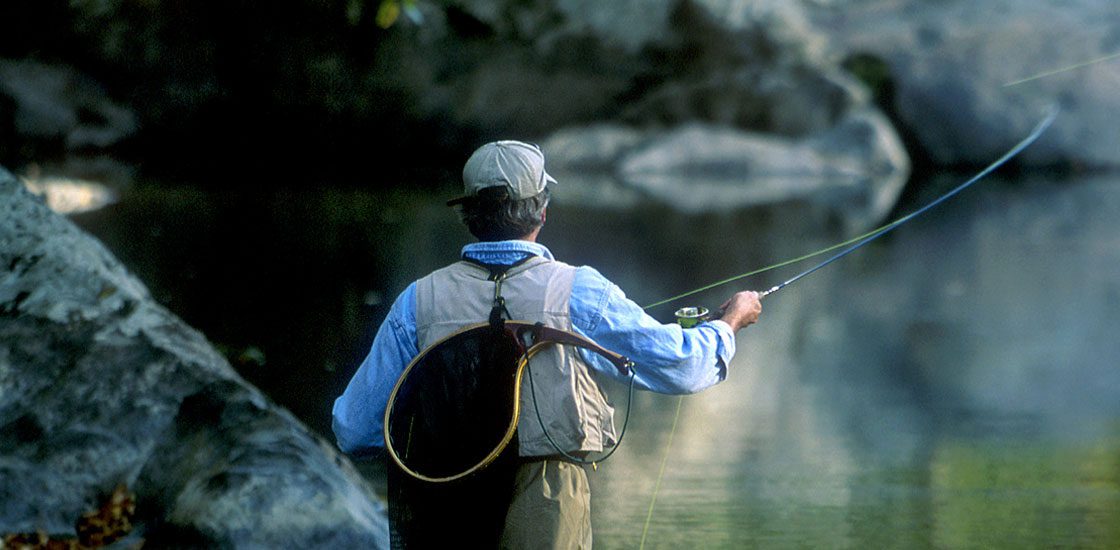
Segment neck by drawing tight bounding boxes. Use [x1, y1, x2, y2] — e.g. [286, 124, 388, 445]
[475, 227, 542, 244]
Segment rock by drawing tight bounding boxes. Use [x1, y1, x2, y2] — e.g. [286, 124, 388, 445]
[542, 0, 823, 57]
[813, 0, 1120, 167]
[21, 175, 118, 215]
[4, 0, 909, 183]
[444, 0, 911, 220]
[543, 84, 910, 230]
[402, 0, 840, 142]
[0, 60, 137, 153]
[523, 2, 911, 224]
[0, 167, 388, 547]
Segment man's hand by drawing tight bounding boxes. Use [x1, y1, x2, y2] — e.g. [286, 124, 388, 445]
[718, 291, 762, 332]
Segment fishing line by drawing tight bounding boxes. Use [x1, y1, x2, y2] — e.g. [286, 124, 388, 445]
[635, 106, 1057, 547]
[525, 353, 637, 468]
[642, 224, 890, 309]
[643, 104, 1059, 309]
[759, 105, 1058, 299]
[638, 395, 683, 550]
[1004, 50, 1120, 87]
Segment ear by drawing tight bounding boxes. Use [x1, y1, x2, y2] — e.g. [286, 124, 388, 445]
[541, 207, 547, 224]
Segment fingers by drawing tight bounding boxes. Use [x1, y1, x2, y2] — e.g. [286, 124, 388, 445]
[733, 290, 761, 308]
[716, 290, 763, 331]
[743, 291, 762, 325]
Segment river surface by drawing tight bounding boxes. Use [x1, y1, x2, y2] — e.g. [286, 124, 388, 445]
[72, 171, 1120, 548]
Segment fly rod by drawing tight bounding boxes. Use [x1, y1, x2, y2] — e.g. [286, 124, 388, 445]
[756, 105, 1059, 300]
[645, 106, 1059, 312]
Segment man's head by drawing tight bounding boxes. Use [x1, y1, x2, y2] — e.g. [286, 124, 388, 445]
[448, 141, 555, 241]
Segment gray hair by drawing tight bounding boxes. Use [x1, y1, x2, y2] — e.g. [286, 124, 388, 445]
[456, 187, 550, 241]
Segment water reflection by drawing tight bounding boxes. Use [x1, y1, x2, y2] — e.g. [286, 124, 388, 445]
[592, 175, 1120, 548]
[22, 174, 117, 214]
[71, 172, 1120, 548]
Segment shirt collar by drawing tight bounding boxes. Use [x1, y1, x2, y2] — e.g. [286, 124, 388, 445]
[461, 240, 555, 265]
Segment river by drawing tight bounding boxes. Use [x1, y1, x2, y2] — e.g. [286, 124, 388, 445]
[72, 170, 1120, 548]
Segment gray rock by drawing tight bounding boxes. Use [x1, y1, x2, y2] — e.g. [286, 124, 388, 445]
[364, 0, 881, 141]
[516, 2, 912, 226]
[30, 0, 922, 190]
[0, 167, 387, 547]
[813, 0, 1120, 167]
[0, 59, 137, 151]
[546, 0, 823, 56]
[544, 89, 910, 231]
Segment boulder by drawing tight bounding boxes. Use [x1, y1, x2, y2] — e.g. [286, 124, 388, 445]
[0, 167, 387, 547]
[408, 0, 855, 138]
[416, 0, 911, 225]
[3, 0, 916, 186]
[0, 60, 137, 153]
[543, 81, 910, 230]
[814, 0, 1120, 167]
[455, 0, 823, 57]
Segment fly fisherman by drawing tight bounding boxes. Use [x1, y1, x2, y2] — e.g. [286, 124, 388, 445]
[332, 140, 763, 549]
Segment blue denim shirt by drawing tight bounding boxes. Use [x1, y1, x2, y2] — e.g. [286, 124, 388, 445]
[332, 240, 737, 454]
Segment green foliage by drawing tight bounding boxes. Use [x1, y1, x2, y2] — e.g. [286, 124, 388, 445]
[376, 0, 423, 28]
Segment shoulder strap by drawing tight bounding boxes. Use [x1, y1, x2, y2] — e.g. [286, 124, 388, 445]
[458, 254, 548, 331]
[459, 253, 538, 281]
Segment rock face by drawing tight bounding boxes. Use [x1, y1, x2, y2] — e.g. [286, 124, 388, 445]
[0, 168, 388, 547]
[9, 0, 1112, 179]
[544, 107, 909, 228]
[542, 73, 909, 228]
[814, 0, 1120, 167]
[482, 0, 907, 223]
[5, 0, 913, 202]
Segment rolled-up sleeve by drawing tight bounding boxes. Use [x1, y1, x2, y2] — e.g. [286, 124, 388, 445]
[331, 283, 418, 454]
[570, 267, 737, 394]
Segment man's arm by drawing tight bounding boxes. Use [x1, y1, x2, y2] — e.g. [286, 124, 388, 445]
[570, 267, 760, 394]
[331, 283, 418, 455]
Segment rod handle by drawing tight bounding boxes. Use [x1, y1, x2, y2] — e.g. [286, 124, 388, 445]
[758, 286, 780, 300]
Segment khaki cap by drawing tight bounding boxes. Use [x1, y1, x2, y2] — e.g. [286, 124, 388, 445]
[448, 141, 556, 205]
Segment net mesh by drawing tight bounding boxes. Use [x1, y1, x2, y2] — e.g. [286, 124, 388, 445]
[386, 323, 523, 479]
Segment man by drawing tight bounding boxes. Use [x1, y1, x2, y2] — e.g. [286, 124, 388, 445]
[333, 140, 762, 549]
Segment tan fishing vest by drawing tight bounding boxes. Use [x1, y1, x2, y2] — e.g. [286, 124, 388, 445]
[414, 256, 617, 457]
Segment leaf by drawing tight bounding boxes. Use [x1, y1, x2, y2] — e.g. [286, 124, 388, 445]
[376, 0, 401, 29]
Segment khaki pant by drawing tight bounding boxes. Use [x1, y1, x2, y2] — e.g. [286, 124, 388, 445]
[501, 460, 592, 549]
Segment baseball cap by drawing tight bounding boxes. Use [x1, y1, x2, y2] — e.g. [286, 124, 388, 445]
[447, 141, 557, 206]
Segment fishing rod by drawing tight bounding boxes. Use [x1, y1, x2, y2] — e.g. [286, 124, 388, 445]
[643, 108, 1059, 311]
[648, 105, 1058, 317]
[757, 105, 1057, 300]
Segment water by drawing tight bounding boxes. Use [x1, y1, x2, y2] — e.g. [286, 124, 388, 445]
[590, 174, 1120, 549]
[71, 172, 1120, 548]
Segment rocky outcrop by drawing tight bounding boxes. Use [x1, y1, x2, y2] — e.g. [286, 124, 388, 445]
[0, 167, 387, 546]
[10, 0, 1110, 179]
[5, 0, 913, 196]
[543, 75, 910, 228]
[0, 60, 137, 155]
[814, 0, 1120, 167]
[544, 107, 909, 228]
[427, 0, 845, 137]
